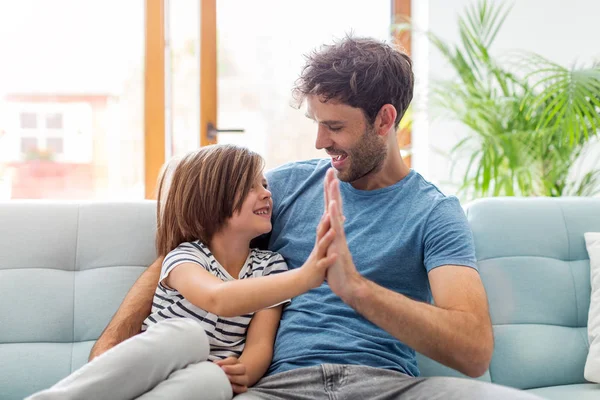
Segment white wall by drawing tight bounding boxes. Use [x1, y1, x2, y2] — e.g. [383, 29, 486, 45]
[413, 0, 600, 197]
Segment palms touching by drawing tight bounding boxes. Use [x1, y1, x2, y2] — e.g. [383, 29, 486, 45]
[322, 169, 361, 301]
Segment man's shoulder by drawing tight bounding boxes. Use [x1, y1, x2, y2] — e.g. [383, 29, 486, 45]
[405, 171, 466, 217]
[410, 171, 445, 197]
[403, 171, 447, 203]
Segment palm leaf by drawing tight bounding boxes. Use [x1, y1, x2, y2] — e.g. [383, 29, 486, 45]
[429, 0, 600, 199]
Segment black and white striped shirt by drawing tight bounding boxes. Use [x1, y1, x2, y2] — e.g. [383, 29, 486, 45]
[142, 241, 289, 361]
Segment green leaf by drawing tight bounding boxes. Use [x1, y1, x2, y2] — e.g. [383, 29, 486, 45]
[427, 0, 600, 200]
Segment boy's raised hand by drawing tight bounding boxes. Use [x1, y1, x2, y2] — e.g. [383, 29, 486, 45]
[301, 211, 338, 289]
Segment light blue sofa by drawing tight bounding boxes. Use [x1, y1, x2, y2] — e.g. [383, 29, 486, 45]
[1, 198, 599, 399]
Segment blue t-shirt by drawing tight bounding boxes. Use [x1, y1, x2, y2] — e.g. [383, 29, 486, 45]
[264, 159, 477, 377]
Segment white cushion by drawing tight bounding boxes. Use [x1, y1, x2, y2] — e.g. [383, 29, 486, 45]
[584, 232, 600, 383]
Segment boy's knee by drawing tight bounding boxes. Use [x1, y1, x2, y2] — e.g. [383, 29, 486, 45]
[139, 362, 233, 400]
[180, 362, 232, 399]
[185, 361, 227, 380]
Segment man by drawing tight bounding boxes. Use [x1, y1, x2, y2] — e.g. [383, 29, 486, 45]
[91, 36, 541, 399]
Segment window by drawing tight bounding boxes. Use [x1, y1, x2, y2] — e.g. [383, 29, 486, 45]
[167, 0, 392, 169]
[15, 107, 86, 160]
[215, 0, 392, 169]
[46, 137, 64, 154]
[17, 111, 67, 159]
[19, 112, 37, 129]
[20, 137, 38, 154]
[45, 113, 63, 130]
[0, 0, 144, 200]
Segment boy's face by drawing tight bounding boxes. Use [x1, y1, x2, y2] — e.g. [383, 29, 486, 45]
[306, 95, 386, 183]
[227, 173, 273, 240]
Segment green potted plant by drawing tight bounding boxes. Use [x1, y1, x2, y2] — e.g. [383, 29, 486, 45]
[400, 0, 600, 199]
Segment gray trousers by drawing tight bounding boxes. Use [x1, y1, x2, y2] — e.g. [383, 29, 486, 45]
[26, 319, 232, 400]
[235, 364, 544, 400]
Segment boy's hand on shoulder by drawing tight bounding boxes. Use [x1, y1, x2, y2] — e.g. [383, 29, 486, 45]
[215, 357, 249, 394]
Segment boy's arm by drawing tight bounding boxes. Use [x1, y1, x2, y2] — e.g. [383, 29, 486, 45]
[166, 262, 312, 318]
[239, 306, 282, 385]
[166, 216, 335, 318]
[217, 305, 282, 393]
[88, 257, 163, 361]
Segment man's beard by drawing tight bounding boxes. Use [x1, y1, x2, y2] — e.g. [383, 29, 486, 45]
[335, 127, 387, 183]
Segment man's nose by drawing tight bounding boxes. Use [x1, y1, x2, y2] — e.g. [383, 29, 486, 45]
[315, 125, 332, 150]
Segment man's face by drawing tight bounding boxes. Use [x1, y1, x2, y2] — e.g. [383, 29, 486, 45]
[306, 95, 386, 183]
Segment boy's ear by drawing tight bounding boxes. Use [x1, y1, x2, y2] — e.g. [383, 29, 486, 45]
[250, 232, 271, 250]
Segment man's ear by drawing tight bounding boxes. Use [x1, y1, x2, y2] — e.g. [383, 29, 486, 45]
[374, 104, 397, 136]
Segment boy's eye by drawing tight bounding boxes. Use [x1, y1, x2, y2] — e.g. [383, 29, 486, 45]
[262, 183, 268, 189]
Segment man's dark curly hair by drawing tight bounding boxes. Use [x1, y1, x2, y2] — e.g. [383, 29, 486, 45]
[293, 36, 414, 128]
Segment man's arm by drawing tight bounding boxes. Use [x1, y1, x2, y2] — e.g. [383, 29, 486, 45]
[324, 170, 493, 377]
[342, 266, 493, 378]
[88, 257, 163, 361]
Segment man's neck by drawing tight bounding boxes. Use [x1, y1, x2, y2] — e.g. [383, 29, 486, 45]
[350, 148, 410, 191]
[209, 231, 250, 278]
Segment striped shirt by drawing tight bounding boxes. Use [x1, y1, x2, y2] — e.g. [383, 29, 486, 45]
[142, 240, 289, 361]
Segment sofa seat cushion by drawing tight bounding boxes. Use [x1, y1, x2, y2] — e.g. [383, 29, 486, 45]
[526, 383, 600, 399]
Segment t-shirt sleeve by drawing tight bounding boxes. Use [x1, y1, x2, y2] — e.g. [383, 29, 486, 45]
[159, 242, 211, 291]
[423, 197, 478, 272]
[262, 253, 291, 308]
[262, 253, 289, 276]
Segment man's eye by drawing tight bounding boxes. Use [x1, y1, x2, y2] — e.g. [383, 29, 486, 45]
[329, 126, 342, 132]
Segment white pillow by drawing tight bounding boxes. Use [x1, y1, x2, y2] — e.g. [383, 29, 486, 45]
[584, 232, 600, 383]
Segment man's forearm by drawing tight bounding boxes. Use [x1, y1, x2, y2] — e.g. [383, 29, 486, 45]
[343, 277, 493, 377]
[89, 257, 162, 361]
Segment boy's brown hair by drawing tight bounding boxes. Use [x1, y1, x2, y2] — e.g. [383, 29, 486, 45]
[155, 144, 265, 256]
